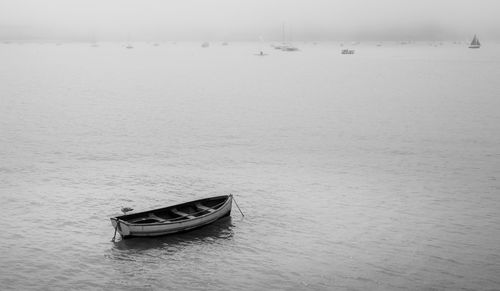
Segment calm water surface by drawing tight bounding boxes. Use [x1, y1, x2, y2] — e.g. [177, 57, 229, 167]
[1, 42, 500, 290]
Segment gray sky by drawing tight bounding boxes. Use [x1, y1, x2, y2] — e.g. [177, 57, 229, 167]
[1, 0, 499, 41]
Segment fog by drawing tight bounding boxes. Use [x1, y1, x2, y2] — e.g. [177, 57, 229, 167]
[1, 0, 499, 41]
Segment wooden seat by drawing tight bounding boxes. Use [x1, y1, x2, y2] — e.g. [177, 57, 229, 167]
[195, 203, 215, 213]
[171, 208, 196, 219]
[130, 214, 168, 223]
[149, 214, 168, 222]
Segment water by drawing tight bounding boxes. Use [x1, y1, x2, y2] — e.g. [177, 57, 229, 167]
[1, 41, 500, 290]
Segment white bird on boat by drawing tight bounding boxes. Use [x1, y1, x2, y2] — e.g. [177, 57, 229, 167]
[121, 207, 134, 214]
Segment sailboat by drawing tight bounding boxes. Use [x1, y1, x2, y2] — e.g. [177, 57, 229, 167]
[469, 35, 481, 49]
[255, 36, 268, 56]
[278, 23, 299, 51]
[125, 32, 134, 49]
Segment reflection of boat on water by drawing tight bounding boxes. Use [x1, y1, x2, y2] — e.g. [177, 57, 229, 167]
[110, 195, 233, 240]
[341, 49, 355, 54]
[469, 35, 481, 49]
[112, 216, 234, 250]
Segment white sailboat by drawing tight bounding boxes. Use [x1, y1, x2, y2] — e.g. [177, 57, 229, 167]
[278, 23, 299, 51]
[469, 35, 481, 49]
[256, 36, 268, 56]
[125, 32, 134, 49]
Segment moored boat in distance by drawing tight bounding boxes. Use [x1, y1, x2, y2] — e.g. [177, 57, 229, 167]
[469, 34, 481, 49]
[276, 23, 299, 52]
[341, 49, 355, 54]
[272, 43, 299, 51]
[281, 45, 299, 51]
[110, 195, 233, 239]
[272, 44, 285, 50]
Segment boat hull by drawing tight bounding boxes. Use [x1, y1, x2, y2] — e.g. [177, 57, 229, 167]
[110, 195, 232, 239]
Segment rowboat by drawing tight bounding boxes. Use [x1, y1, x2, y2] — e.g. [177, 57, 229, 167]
[110, 195, 233, 239]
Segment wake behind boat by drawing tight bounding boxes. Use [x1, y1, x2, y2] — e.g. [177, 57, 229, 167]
[110, 195, 233, 240]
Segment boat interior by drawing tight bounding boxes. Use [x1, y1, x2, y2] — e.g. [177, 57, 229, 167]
[117, 196, 229, 224]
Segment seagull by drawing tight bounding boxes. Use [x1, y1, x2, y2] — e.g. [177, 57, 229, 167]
[121, 207, 134, 214]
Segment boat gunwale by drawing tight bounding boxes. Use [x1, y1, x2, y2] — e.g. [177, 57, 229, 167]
[110, 195, 232, 226]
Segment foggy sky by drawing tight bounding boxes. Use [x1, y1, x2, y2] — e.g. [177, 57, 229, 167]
[1, 0, 499, 41]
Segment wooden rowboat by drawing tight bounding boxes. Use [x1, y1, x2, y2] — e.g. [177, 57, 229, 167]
[110, 195, 233, 239]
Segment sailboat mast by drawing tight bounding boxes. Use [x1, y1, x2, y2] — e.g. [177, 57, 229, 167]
[282, 23, 285, 43]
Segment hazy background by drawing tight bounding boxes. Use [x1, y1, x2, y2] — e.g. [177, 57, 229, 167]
[1, 0, 500, 41]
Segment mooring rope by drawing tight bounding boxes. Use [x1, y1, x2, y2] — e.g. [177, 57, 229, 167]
[111, 219, 120, 242]
[231, 194, 245, 217]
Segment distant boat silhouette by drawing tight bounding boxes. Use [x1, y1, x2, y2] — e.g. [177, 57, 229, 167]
[125, 32, 133, 49]
[201, 42, 209, 48]
[281, 46, 299, 51]
[256, 37, 267, 56]
[278, 23, 299, 52]
[469, 35, 481, 49]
